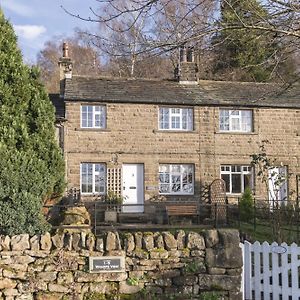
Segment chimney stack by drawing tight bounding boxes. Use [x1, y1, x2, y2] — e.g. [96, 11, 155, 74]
[58, 42, 73, 97]
[175, 46, 198, 85]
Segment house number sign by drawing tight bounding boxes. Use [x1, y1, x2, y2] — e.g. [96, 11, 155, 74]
[89, 256, 125, 273]
[271, 245, 287, 254]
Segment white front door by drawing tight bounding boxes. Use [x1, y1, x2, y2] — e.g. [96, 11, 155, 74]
[268, 166, 288, 205]
[122, 164, 144, 213]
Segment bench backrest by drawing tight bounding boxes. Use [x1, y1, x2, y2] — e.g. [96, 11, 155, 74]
[166, 204, 198, 215]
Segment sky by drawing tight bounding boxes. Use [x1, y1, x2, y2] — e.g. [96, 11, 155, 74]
[0, 0, 97, 64]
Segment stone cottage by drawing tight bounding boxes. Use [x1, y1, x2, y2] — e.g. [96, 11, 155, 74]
[51, 43, 300, 215]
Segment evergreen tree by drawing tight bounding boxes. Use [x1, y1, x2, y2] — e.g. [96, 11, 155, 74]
[0, 10, 65, 235]
[213, 0, 292, 82]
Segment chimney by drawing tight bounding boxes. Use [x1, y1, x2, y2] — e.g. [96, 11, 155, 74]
[58, 42, 73, 97]
[175, 46, 198, 85]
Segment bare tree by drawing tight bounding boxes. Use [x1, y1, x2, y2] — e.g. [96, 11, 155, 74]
[62, 0, 299, 81]
[62, 0, 217, 78]
[63, 0, 299, 49]
[37, 36, 101, 92]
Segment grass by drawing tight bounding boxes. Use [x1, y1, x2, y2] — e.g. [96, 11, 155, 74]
[229, 218, 300, 244]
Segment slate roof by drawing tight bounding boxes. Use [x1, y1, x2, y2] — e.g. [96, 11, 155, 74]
[63, 76, 300, 109]
[49, 93, 65, 119]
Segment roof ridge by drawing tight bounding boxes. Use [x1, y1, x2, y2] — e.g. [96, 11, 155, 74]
[71, 75, 175, 82]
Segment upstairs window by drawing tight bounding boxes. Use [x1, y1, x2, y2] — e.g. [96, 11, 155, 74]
[81, 105, 106, 129]
[159, 107, 193, 131]
[219, 109, 252, 132]
[221, 165, 253, 194]
[159, 164, 194, 194]
[81, 163, 106, 194]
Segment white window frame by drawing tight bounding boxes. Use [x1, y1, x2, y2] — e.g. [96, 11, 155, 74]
[220, 165, 253, 194]
[159, 164, 194, 195]
[159, 107, 193, 131]
[219, 109, 253, 133]
[80, 163, 106, 195]
[81, 105, 106, 129]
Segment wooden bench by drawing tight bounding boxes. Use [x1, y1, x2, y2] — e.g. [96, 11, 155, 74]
[165, 204, 199, 224]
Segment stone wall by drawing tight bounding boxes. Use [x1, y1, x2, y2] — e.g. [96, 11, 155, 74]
[0, 229, 243, 299]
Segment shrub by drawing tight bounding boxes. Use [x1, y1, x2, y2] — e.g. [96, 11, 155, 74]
[240, 187, 254, 222]
[0, 10, 65, 235]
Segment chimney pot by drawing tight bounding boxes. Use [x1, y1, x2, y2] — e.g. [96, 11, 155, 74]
[176, 46, 198, 84]
[63, 42, 69, 58]
[58, 42, 73, 97]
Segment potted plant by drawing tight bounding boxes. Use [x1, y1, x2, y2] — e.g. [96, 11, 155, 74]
[104, 191, 124, 223]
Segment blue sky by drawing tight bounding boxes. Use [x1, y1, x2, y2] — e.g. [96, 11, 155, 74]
[1, 0, 97, 63]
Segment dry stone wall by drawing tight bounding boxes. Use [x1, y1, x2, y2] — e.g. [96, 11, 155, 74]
[0, 229, 243, 300]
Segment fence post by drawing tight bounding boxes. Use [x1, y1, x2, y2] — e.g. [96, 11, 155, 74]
[94, 202, 97, 236]
[253, 197, 256, 240]
[214, 203, 218, 228]
[225, 197, 229, 225]
[296, 175, 299, 243]
[238, 197, 241, 230]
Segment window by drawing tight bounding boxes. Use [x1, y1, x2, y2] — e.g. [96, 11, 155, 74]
[159, 164, 194, 194]
[219, 109, 252, 132]
[81, 163, 106, 194]
[220, 165, 253, 194]
[81, 105, 106, 128]
[159, 107, 193, 130]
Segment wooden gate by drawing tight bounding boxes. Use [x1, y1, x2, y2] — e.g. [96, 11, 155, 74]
[241, 241, 300, 299]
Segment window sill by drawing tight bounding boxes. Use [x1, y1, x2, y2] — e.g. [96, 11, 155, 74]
[81, 193, 105, 197]
[154, 129, 197, 134]
[159, 193, 195, 196]
[75, 128, 111, 132]
[215, 131, 257, 135]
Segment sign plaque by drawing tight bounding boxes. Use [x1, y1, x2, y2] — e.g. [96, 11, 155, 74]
[89, 256, 125, 273]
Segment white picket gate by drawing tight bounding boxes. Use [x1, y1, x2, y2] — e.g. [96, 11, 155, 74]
[241, 241, 300, 300]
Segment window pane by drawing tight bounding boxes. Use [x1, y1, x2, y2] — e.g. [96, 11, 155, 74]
[232, 174, 241, 193]
[171, 116, 180, 129]
[219, 110, 230, 131]
[159, 184, 170, 193]
[231, 110, 239, 115]
[241, 110, 252, 132]
[95, 114, 101, 127]
[244, 174, 252, 190]
[182, 183, 193, 193]
[231, 118, 240, 131]
[159, 108, 169, 129]
[221, 174, 230, 193]
[159, 173, 169, 183]
[187, 109, 193, 130]
[172, 165, 181, 173]
[182, 110, 187, 129]
[171, 183, 181, 192]
[159, 164, 169, 173]
[100, 108, 106, 128]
